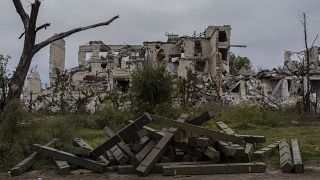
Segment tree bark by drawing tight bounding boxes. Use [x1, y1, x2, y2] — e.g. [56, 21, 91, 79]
[7, 0, 119, 103]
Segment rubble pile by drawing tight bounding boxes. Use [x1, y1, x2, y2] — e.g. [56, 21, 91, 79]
[9, 111, 304, 176]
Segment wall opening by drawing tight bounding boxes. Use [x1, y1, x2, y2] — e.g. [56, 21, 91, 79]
[194, 40, 202, 54]
[219, 31, 227, 42]
[195, 60, 206, 72]
[219, 48, 228, 61]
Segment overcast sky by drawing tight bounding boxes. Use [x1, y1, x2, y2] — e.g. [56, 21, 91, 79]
[1, 0, 320, 84]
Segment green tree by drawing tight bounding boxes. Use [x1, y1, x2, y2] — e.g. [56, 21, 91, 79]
[130, 65, 173, 113]
[176, 68, 200, 107]
[229, 52, 252, 75]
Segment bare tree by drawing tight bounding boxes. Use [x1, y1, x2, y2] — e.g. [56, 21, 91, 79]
[299, 12, 311, 112]
[7, 0, 119, 104]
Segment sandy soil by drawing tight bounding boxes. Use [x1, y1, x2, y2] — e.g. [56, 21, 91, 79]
[1, 166, 320, 180]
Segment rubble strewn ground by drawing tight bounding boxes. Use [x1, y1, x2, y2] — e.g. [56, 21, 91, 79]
[2, 167, 320, 180]
[6, 112, 312, 178]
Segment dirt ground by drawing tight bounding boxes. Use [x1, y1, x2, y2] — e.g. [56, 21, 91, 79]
[1, 166, 320, 180]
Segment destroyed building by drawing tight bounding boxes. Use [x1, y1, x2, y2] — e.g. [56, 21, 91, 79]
[23, 25, 320, 111]
[222, 46, 320, 107]
[24, 25, 248, 111]
[144, 25, 234, 79]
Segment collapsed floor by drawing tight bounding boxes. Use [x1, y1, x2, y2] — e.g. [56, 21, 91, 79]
[10, 112, 303, 176]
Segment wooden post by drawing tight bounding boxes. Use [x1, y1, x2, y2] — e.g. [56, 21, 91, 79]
[253, 140, 281, 159]
[150, 114, 243, 144]
[10, 139, 59, 176]
[33, 145, 108, 173]
[162, 162, 266, 176]
[91, 113, 152, 158]
[291, 139, 304, 173]
[279, 139, 293, 173]
[136, 131, 174, 176]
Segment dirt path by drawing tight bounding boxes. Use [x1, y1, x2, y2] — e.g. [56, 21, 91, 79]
[1, 167, 320, 180]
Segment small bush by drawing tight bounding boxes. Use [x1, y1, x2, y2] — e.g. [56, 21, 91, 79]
[130, 65, 174, 113]
[0, 101, 35, 171]
[92, 105, 127, 131]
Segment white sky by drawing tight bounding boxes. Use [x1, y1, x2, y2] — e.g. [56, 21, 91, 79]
[0, 0, 320, 84]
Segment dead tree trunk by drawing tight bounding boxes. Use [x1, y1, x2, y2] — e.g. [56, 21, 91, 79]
[7, 0, 119, 103]
[301, 12, 311, 113]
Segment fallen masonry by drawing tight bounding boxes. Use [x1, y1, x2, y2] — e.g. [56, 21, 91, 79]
[10, 111, 304, 176]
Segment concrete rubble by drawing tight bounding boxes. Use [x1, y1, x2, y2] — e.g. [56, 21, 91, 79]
[9, 111, 303, 176]
[22, 25, 320, 111]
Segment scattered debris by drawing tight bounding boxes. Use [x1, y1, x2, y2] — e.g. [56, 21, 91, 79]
[10, 111, 303, 176]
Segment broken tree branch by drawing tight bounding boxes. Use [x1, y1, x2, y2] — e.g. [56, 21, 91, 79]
[33, 15, 119, 53]
[36, 23, 51, 33]
[19, 23, 51, 39]
[13, 0, 30, 29]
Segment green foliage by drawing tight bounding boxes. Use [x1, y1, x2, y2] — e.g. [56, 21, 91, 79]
[0, 54, 10, 111]
[208, 103, 288, 130]
[0, 101, 35, 170]
[0, 102, 94, 171]
[130, 65, 174, 113]
[175, 68, 201, 107]
[91, 105, 128, 131]
[100, 90, 127, 110]
[229, 52, 252, 75]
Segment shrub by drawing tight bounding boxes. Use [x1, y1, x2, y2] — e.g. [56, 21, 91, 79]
[0, 100, 35, 171]
[92, 105, 127, 131]
[130, 65, 174, 113]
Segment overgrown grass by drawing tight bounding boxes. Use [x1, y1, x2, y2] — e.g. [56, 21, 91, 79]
[202, 103, 320, 166]
[1, 101, 320, 172]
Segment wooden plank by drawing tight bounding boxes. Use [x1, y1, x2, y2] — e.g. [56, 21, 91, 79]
[203, 146, 220, 163]
[238, 134, 266, 144]
[91, 113, 152, 158]
[111, 145, 130, 165]
[245, 143, 254, 161]
[186, 111, 214, 126]
[33, 145, 107, 173]
[10, 139, 59, 176]
[136, 140, 157, 162]
[68, 147, 91, 156]
[291, 139, 304, 173]
[72, 138, 109, 165]
[106, 150, 117, 165]
[279, 139, 293, 173]
[136, 131, 174, 176]
[140, 125, 164, 140]
[103, 125, 140, 165]
[150, 114, 243, 144]
[216, 121, 235, 135]
[216, 121, 266, 144]
[162, 162, 266, 176]
[103, 127, 130, 165]
[174, 142, 203, 158]
[54, 159, 71, 175]
[253, 140, 280, 159]
[118, 161, 210, 174]
[132, 136, 150, 152]
[174, 114, 189, 142]
[215, 140, 245, 158]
